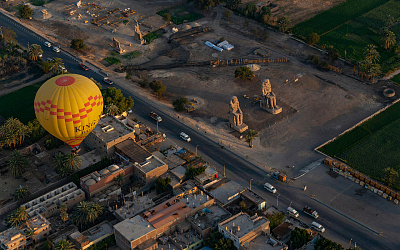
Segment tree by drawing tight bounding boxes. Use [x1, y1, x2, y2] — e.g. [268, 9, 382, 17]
[327, 46, 339, 61]
[189, 0, 220, 11]
[70, 39, 86, 50]
[384, 14, 395, 29]
[104, 103, 119, 117]
[266, 212, 285, 229]
[381, 29, 396, 50]
[28, 44, 43, 61]
[155, 177, 171, 194]
[384, 167, 399, 187]
[173, 97, 190, 112]
[102, 87, 134, 115]
[364, 44, 380, 64]
[306, 33, 320, 45]
[63, 153, 82, 173]
[2, 27, 17, 44]
[0, 117, 31, 149]
[42, 61, 52, 74]
[149, 80, 166, 98]
[226, 0, 241, 10]
[204, 231, 236, 250]
[114, 174, 123, 187]
[366, 63, 381, 83]
[245, 129, 258, 148]
[19, 5, 33, 19]
[14, 186, 30, 201]
[51, 57, 65, 74]
[60, 204, 69, 223]
[244, 3, 257, 18]
[224, 10, 232, 20]
[186, 166, 206, 179]
[55, 239, 75, 250]
[314, 237, 344, 250]
[27, 119, 47, 143]
[7, 206, 28, 227]
[72, 201, 104, 229]
[277, 16, 290, 33]
[163, 12, 171, 22]
[290, 228, 310, 249]
[8, 150, 29, 177]
[234, 66, 254, 80]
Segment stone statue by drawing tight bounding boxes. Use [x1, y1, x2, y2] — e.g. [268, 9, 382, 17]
[134, 20, 144, 45]
[112, 37, 121, 49]
[229, 96, 248, 133]
[260, 79, 282, 114]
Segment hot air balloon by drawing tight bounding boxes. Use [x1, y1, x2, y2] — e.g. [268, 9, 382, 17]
[34, 74, 103, 152]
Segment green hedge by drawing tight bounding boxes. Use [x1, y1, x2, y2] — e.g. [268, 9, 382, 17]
[87, 235, 116, 250]
[70, 157, 114, 187]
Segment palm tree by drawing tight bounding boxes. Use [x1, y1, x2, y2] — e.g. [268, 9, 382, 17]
[63, 153, 81, 173]
[54, 152, 65, 173]
[51, 57, 64, 74]
[364, 44, 380, 64]
[14, 186, 30, 201]
[385, 14, 395, 29]
[105, 104, 119, 117]
[384, 167, 399, 187]
[381, 29, 396, 50]
[72, 201, 90, 229]
[8, 150, 29, 177]
[28, 44, 43, 61]
[0, 117, 30, 149]
[55, 239, 75, 250]
[114, 174, 123, 187]
[42, 61, 52, 73]
[60, 204, 68, 222]
[7, 206, 28, 227]
[245, 129, 259, 148]
[24, 227, 36, 240]
[277, 16, 290, 33]
[366, 63, 381, 83]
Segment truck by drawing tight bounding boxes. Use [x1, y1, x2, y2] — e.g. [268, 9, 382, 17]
[303, 206, 319, 218]
[150, 112, 162, 123]
[271, 172, 287, 182]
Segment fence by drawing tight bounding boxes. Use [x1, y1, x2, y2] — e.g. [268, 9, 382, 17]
[210, 58, 289, 66]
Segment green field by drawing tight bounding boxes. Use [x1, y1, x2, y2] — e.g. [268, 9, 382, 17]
[293, 0, 400, 74]
[390, 74, 400, 85]
[0, 82, 43, 124]
[157, 5, 204, 25]
[318, 101, 400, 189]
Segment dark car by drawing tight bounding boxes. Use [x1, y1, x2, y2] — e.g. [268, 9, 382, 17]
[103, 77, 114, 85]
[78, 63, 89, 71]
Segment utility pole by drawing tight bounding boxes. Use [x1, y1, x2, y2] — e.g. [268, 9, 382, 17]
[223, 165, 226, 177]
[156, 120, 159, 133]
[250, 179, 253, 190]
[277, 194, 280, 208]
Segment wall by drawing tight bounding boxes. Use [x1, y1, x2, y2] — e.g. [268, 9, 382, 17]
[145, 163, 168, 184]
[85, 132, 135, 156]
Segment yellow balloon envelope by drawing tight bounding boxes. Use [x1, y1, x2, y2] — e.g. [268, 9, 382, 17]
[34, 74, 103, 148]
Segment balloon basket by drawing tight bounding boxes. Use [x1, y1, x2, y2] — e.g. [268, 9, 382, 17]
[71, 146, 81, 154]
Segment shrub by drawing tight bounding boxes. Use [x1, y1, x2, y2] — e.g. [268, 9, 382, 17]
[173, 97, 190, 111]
[19, 5, 32, 19]
[234, 66, 255, 80]
[306, 33, 320, 45]
[186, 166, 206, 179]
[27, 119, 47, 143]
[149, 80, 166, 98]
[266, 212, 285, 229]
[163, 12, 171, 22]
[123, 19, 129, 24]
[104, 57, 121, 65]
[138, 79, 149, 88]
[70, 39, 86, 50]
[44, 136, 64, 150]
[155, 177, 171, 194]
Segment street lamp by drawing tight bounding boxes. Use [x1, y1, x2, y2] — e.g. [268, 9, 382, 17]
[250, 179, 253, 190]
[276, 194, 280, 208]
[156, 120, 159, 133]
[195, 145, 199, 156]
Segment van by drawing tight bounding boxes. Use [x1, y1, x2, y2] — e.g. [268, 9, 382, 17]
[264, 183, 276, 193]
[311, 222, 325, 233]
[287, 207, 299, 218]
[58, 65, 67, 73]
[180, 132, 191, 142]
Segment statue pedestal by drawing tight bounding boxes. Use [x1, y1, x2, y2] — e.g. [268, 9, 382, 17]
[232, 123, 248, 133]
[264, 106, 282, 115]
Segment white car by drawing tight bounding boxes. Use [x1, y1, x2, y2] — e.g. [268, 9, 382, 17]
[311, 221, 325, 233]
[38, 53, 43, 58]
[44, 41, 51, 47]
[53, 46, 60, 53]
[264, 183, 277, 193]
[180, 132, 191, 142]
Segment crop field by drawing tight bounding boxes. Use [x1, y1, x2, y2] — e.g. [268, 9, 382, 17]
[0, 82, 42, 124]
[318, 101, 400, 188]
[157, 5, 203, 25]
[293, 0, 400, 74]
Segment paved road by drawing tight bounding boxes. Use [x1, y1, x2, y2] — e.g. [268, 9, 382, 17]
[1, 13, 398, 250]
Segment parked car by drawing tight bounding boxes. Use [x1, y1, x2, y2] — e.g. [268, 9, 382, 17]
[103, 77, 113, 85]
[38, 53, 43, 58]
[44, 41, 51, 47]
[311, 222, 325, 233]
[150, 111, 162, 122]
[264, 183, 277, 193]
[287, 207, 299, 218]
[46, 57, 52, 62]
[303, 206, 319, 218]
[53, 46, 60, 53]
[78, 63, 89, 71]
[180, 132, 191, 142]
[58, 65, 67, 73]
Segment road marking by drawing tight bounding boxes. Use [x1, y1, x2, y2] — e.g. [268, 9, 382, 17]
[329, 183, 355, 203]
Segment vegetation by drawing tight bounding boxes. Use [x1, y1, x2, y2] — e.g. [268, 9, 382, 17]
[155, 176, 171, 194]
[70, 39, 86, 50]
[384, 167, 399, 187]
[8, 150, 29, 177]
[0, 55, 27, 78]
[306, 33, 320, 45]
[2, 27, 17, 45]
[123, 19, 130, 24]
[149, 80, 167, 98]
[50, 57, 65, 74]
[104, 104, 119, 117]
[266, 212, 285, 230]
[158, 5, 204, 24]
[55, 239, 75, 250]
[14, 186, 30, 201]
[102, 87, 134, 115]
[277, 16, 290, 33]
[71, 201, 105, 230]
[315, 237, 344, 250]
[189, 0, 219, 11]
[114, 173, 123, 187]
[138, 78, 149, 88]
[246, 129, 258, 148]
[104, 57, 121, 65]
[60, 204, 68, 223]
[28, 44, 43, 61]
[290, 228, 310, 249]
[234, 66, 255, 80]
[30, 0, 47, 6]
[44, 136, 64, 150]
[173, 97, 190, 112]
[6, 206, 28, 227]
[143, 29, 166, 44]
[0, 118, 31, 149]
[186, 166, 206, 179]
[27, 119, 47, 142]
[53, 153, 82, 177]
[70, 157, 113, 187]
[87, 235, 116, 250]
[204, 231, 236, 250]
[123, 51, 142, 59]
[19, 5, 33, 19]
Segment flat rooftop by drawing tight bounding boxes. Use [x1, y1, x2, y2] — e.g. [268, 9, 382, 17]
[82, 221, 113, 242]
[115, 194, 155, 220]
[171, 165, 186, 180]
[248, 234, 287, 250]
[91, 116, 133, 143]
[220, 212, 269, 239]
[81, 164, 124, 187]
[209, 180, 246, 205]
[114, 215, 156, 242]
[115, 139, 152, 164]
[189, 204, 231, 230]
[163, 154, 186, 170]
[136, 155, 166, 173]
[27, 215, 50, 229]
[0, 228, 24, 245]
[242, 189, 266, 205]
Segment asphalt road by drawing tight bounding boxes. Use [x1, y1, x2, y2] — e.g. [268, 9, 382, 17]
[1, 13, 397, 249]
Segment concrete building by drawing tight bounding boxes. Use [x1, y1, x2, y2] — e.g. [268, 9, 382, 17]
[241, 189, 267, 211]
[26, 215, 51, 244]
[69, 221, 114, 250]
[218, 212, 270, 249]
[80, 163, 134, 197]
[0, 228, 26, 250]
[195, 166, 219, 186]
[208, 180, 246, 206]
[114, 194, 155, 221]
[170, 165, 186, 182]
[22, 182, 85, 218]
[115, 139, 168, 186]
[271, 222, 292, 243]
[84, 115, 136, 156]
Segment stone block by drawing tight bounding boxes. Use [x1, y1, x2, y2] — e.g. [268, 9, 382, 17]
[355, 179, 360, 184]
[394, 199, 399, 205]
[360, 181, 364, 186]
[383, 193, 388, 199]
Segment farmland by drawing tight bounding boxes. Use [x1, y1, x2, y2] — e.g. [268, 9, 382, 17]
[293, 0, 400, 74]
[157, 5, 203, 25]
[318, 101, 400, 189]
